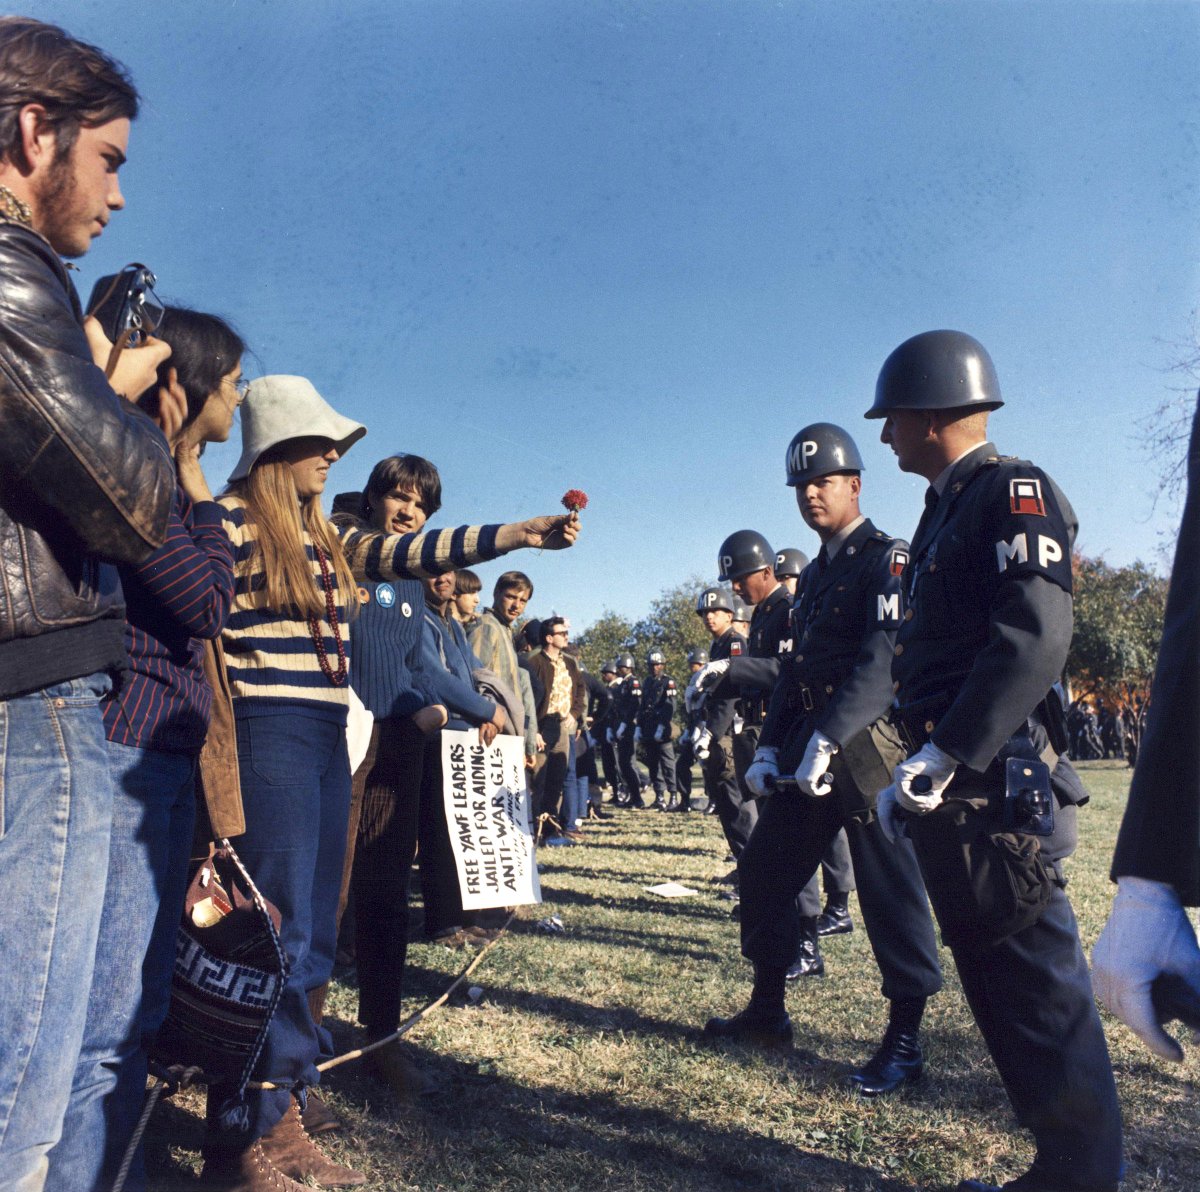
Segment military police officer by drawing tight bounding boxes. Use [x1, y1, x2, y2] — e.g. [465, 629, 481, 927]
[636, 650, 678, 810]
[595, 661, 622, 799]
[774, 547, 809, 597]
[871, 331, 1122, 1192]
[703, 424, 944, 1094]
[689, 587, 754, 854]
[611, 652, 645, 808]
[673, 647, 708, 811]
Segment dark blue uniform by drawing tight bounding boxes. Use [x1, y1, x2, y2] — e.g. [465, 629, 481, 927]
[895, 444, 1121, 1189]
[739, 520, 942, 1003]
[613, 673, 644, 805]
[636, 670, 677, 800]
[701, 629, 754, 853]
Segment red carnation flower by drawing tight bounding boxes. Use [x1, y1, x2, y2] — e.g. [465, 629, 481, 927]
[562, 489, 589, 513]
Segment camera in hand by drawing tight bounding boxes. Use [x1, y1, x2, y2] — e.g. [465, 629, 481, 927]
[87, 263, 164, 348]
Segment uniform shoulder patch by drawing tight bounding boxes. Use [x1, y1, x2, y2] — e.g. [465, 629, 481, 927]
[1009, 477, 1046, 516]
[730, 639, 744, 656]
[889, 547, 909, 576]
[666, 679, 677, 692]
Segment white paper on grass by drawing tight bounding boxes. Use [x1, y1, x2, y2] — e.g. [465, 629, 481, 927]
[441, 729, 542, 909]
[644, 882, 699, 898]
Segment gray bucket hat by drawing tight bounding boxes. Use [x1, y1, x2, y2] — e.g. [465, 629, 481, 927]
[228, 375, 367, 484]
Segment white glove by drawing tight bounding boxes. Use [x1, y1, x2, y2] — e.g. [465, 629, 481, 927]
[653, 724, 665, 742]
[892, 741, 959, 814]
[1092, 877, 1200, 1061]
[605, 727, 614, 744]
[616, 722, 627, 740]
[876, 784, 908, 843]
[744, 746, 779, 799]
[633, 726, 643, 743]
[692, 659, 730, 694]
[795, 730, 837, 797]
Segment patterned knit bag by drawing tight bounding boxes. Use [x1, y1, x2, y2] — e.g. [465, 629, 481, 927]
[150, 841, 289, 1100]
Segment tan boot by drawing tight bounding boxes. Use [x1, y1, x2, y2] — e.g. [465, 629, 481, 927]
[365, 1039, 441, 1102]
[198, 1139, 309, 1191]
[300, 1086, 343, 1135]
[259, 1098, 366, 1187]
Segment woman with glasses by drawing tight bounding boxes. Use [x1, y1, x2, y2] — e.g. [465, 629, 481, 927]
[50, 308, 246, 1192]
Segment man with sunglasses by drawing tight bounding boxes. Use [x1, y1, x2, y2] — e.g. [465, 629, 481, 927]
[0, 18, 177, 1189]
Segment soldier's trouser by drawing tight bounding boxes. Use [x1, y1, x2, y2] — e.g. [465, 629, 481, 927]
[703, 735, 757, 858]
[821, 827, 856, 896]
[675, 738, 694, 801]
[599, 737, 619, 791]
[644, 739, 676, 796]
[616, 735, 641, 802]
[739, 788, 942, 1003]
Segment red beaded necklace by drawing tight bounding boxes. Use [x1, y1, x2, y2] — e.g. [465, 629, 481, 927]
[307, 545, 347, 686]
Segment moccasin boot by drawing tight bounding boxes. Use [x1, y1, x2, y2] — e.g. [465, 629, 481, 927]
[300, 1086, 342, 1135]
[259, 1099, 366, 1187]
[365, 1040, 442, 1102]
[198, 1140, 309, 1191]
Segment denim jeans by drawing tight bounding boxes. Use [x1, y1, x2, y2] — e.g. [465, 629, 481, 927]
[47, 742, 196, 1192]
[207, 709, 351, 1145]
[562, 732, 586, 828]
[0, 673, 113, 1192]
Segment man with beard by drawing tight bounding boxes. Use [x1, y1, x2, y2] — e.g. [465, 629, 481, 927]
[0, 18, 177, 1187]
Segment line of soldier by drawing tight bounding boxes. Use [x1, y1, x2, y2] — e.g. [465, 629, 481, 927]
[691, 330, 1122, 1192]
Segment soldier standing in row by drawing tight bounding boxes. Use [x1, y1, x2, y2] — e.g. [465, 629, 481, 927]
[773, 547, 809, 596]
[673, 647, 709, 812]
[636, 650, 678, 810]
[871, 331, 1121, 1192]
[612, 652, 645, 808]
[704, 424, 943, 1097]
[690, 587, 754, 855]
[595, 660, 622, 799]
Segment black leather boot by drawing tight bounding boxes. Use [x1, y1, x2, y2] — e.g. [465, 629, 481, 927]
[786, 918, 825, 979]
[816, 897, 854, 936]
[703, 1003, 792, 1047]
[849, 1022, 923, 1095]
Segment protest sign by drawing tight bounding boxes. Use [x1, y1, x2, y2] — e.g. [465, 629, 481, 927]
[441, 729, 541, 909]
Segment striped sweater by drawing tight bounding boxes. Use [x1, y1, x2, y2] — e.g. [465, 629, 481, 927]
[217, 496, 502, 719]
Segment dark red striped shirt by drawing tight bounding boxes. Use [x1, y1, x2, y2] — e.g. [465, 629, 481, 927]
[102, 486, 235, 752]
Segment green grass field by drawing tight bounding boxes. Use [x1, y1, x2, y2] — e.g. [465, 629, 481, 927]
[148, 761, 1199, 1190]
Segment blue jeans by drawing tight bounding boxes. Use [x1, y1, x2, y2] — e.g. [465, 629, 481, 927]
[0, 673, 113, 1192]
[562, 733, 586, 828]
[48, 742, 196, 1192]
[207, 710, 351, 1146]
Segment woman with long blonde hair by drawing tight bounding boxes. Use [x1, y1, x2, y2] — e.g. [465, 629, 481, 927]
[204, 375, 577, 1191]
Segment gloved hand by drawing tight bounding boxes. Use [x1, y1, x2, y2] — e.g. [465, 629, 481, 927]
[633, 726, 643, 743]
[1092, 877, 1200, 1061]
[691, 659, 730, 695]
[876, 784, 908, 844]
[795, 730, 837, 797]
[605, 727, 614, 744]
[744, 746, 779, 798]
[653, 724, 665, 742]
[616, 722, 627, 740]
[892, 741, 958, 814]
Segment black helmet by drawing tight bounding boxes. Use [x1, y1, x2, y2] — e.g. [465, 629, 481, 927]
[647, 649, 665, 667]
[866, 329, 1003, 419]
[687, 647, 710, 666]
[732, 598, 753, 623]
[774, 547, 810, 578]
[717, 530, 774, 582]
[617, 652, 635, 669]
[601, 660, 617, 675]
[695, 586, 734, 615]
[785, 423, 865, 485]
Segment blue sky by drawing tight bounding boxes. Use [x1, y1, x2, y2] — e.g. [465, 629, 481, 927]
[42, 0, 1200, 628]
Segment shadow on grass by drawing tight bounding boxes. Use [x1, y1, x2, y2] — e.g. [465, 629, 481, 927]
[533, 882, 739, 920]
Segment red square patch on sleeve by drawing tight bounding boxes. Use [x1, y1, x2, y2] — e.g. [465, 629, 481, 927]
[1009, 478, 1046, 516]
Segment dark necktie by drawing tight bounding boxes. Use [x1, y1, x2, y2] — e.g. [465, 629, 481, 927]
[816, 547, 830, 575]
[911, 487, 940, 556]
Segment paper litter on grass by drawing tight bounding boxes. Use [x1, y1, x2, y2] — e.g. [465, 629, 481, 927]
[644, 881, 699, 898]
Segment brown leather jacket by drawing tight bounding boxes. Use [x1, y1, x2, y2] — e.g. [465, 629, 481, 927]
[0, 219, 174, 693]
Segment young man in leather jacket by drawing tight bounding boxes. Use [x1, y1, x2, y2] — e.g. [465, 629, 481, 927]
[0, 19, 176, 1188]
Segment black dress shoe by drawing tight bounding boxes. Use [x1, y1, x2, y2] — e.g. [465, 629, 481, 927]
[816, 904, 854, 936]
[703, 1005, 793, 1048]
[849, 1026, 922, 1095]
[786, 932, 825, 980]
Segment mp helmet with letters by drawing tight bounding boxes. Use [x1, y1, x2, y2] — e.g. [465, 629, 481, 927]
[866, 329, 1004, 418]
[717, 530, 774, 582]
[617, 652, 635, 670]
[732, 598, 753, 624]
[687, 647, 710, 666]
[785, 423, 865, 485]
[695, 586, 735, 615]
[647, 649, 665, 667]
[774, 547, 810, 578]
